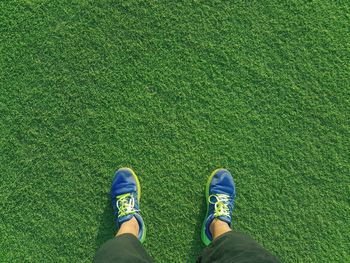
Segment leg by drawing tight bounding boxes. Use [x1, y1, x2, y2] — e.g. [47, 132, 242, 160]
[94, 168, 153, 262]
[199, 169, 280, 262]
[94, 233, 154, 263]
[199, 231, 280, 263]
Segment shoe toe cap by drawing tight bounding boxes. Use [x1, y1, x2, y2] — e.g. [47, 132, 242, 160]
[210, 169, 235, 196]
[111, 168, 137, 196]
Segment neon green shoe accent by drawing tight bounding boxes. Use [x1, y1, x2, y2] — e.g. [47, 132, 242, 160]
[140, 224, 147, 243]
[201, 168, 223, 246]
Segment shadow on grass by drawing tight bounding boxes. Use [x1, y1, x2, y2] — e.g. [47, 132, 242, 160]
[95, 195, 115, 251]
[188, 196, 206, 262]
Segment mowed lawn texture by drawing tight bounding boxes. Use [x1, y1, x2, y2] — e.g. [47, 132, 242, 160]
[1, 1, 349, 262]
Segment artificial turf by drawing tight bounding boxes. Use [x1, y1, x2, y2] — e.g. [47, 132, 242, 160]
[1, 1, 349, 262]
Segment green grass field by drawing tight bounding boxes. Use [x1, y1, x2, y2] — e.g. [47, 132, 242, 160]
[1, 1, 349, 262]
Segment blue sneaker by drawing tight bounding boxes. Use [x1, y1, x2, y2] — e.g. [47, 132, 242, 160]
[201, 168, 236, 246]
[111, 167, 146, 243]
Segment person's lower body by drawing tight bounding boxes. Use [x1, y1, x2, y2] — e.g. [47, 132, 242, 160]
[94, 168, 280, 262]
[94, 231, 279, 263]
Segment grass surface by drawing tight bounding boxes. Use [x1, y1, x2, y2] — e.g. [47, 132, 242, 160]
[1, 1, 349, 262]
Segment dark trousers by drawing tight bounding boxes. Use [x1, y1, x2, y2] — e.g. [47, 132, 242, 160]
[94, 231, 280, 263]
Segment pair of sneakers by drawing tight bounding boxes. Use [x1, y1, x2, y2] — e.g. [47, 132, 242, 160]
[111, 168, 236, 245]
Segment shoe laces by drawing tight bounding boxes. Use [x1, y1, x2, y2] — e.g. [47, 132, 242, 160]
[116, 193, 139, 217]
[209, 194, 231, 218]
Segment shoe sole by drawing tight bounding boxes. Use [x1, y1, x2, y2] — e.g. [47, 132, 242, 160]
[118, 167, 147, 243]
[201, 168, 223, 246]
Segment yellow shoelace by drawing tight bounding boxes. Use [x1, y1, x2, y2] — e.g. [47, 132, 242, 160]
[209, 194, 230, 217]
